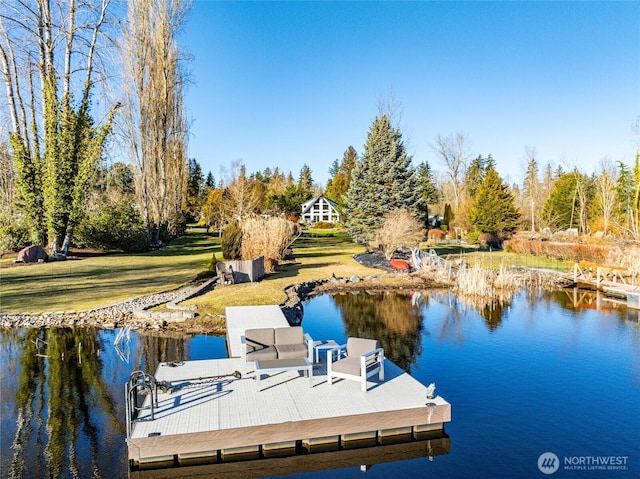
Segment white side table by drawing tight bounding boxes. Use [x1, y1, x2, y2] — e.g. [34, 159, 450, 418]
[313, 340, 339, 364]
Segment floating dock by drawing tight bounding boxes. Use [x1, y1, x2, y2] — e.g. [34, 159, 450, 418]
[126, 304, 451, 471]
[130, 430, 449, 478]
[126, 357, 451, 470]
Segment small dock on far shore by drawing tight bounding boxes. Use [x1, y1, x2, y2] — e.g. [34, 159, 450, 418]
[566, 262, 640, 309]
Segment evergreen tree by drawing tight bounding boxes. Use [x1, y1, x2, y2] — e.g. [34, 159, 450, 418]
[221, 220, 243, 259]
[188, 159, 204, 197]
[186, 159, 204, 220]
[343, 115, 420, 244]
[325, 146, 358, 206]
[328, 159, 340, 178]
[416, 161, 439, 228]
[443, 203, 455, 230]
[273, 184, 312, 217]
[542, 172, 581, 231]
[468, 165, 520, 238]
[205, 171, 215, 190]
[464, 154, 489, 199]
[298, 164, 314, 196]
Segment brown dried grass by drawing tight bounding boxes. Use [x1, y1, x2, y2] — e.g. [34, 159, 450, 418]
[241, 216, 294, 273]
[455, 264, 526, 299]
[507, 238, 609, 263]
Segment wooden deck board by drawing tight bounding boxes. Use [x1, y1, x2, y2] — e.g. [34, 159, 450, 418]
[128, 358, 450, 463]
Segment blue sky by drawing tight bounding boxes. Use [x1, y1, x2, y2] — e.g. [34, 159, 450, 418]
[182, 1, 639, 187]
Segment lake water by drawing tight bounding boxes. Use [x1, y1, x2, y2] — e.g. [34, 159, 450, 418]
[1, 288, 638, 478]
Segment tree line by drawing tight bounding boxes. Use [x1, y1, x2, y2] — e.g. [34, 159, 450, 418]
[2, 1, 639, 257]
[1, 0, 190, 254]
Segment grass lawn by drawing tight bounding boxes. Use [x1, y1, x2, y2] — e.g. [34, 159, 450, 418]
[0, 232, 219, 313]
[438, 248, 572, 271]
[1, 229, 571, 316]
[184, 232, 375, 317]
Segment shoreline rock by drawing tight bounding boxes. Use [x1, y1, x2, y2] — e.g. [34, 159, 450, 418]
[1, 257, 565, 334]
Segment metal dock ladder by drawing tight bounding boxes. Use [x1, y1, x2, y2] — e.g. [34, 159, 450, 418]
[125, 370, 159, 438]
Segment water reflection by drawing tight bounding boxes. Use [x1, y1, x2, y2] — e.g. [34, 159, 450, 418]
[136, 332, 190, 373]
[332, 291, 424, 371]
[6, 328, 122, 479]
[2, 287, 638, 479]
[331, 289, 515, 355]
[1, 328, 195, 479]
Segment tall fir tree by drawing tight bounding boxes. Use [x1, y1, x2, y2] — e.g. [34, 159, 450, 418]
[325, 146, 358, 205]
[205, 171, 215, 190]
[542, 172, 581, 231]
[298, 164, 314, 195]
[468, 165, 521, 238]
[343, 115, 420, 244]
[416, 161, 439, 228]
[464, 155, 489, 199]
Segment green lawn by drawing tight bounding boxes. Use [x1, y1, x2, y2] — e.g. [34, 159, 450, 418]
[438, 248, 572, 271]
[0, 232, 219, 313]
[185, 233, 375, 317]
[1, 231, 571, 315]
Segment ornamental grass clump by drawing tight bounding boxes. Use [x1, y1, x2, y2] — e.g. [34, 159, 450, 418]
[455, 265, 496, 298]
[241, 216, 294, 273]
[455, 264, 525, 299]
[606, 243, 640, 280]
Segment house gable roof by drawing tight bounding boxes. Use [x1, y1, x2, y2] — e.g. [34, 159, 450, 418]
[301, 194, 339, 216]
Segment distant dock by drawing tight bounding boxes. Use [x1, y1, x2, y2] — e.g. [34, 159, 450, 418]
[125, 305, 452, 471]
[567, 262, 640, 310]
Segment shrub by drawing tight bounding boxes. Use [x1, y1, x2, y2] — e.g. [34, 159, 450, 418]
[0, 213, 32, 254]
[478, 232, 501, 249]
[313, 221, 336, 229]
[373, 209, 423, 260]
[74, 202, 149, 253]
[241, 216, 294, 273]
[221, 221, 243, 259]
[428, 229, 445, 241]
[506, 237, 609, 263]
[466, 230, 481, 244]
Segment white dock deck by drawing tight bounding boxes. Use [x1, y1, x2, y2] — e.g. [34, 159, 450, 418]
[127, 357, 451, 468]
[225, 305, 289, 358]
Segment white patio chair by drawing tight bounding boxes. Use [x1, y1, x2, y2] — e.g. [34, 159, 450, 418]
[327, 337, 384, 392]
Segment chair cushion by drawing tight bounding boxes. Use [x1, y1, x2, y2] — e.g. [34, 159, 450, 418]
[347, 338, 378, 358]
[275, 327, 303, 345]
[331, 357, 362, 376]
[246, 346, 277, 361]
[245, 328, 275, 351]
[276, 343, 308, 359]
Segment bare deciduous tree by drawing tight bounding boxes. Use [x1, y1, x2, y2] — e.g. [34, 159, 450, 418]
[122, 0, 190, 243]
[1, 0, 119, 253]
[432, 131, 471, 209]
[219, 161, 263, 224]
[0, 141, 15, 214]
[592, 158, 618, 235]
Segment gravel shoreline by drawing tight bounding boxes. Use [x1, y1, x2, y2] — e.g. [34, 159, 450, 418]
[1, 249, 565, 333]
[0, 271, 440, 333]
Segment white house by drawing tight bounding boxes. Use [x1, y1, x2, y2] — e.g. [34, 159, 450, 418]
[300, 195, 340, 224]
